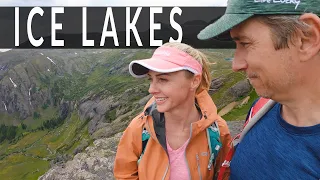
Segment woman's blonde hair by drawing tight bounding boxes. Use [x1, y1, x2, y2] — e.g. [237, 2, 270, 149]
[163, 42, 211, 93]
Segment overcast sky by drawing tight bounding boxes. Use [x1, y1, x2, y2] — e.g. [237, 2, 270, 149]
[0, 0, 227, 6]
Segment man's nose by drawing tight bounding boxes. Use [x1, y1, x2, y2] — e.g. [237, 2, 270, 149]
[232, 49, 248, 72]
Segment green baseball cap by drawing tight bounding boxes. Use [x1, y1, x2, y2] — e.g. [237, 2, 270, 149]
[198, 0, 320, 40]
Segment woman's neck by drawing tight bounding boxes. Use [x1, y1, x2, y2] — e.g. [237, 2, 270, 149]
[164, 102, 200, 131]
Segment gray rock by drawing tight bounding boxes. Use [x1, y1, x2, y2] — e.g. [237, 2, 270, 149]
[209, 77, 224, 94]
[228, 79, 252, 99]
[227, 120, 245, 137]
[39, 133, 123, 180]
[78, 96, 119, 134]
[59, 102, 69, 120]
[211, 77, 225, 89]
[73, 140, 90, 155]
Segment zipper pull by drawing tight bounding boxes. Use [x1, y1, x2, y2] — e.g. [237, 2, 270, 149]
[207, 153, 214, 170]
[204, 111, 208, 119]
[208, 145, 221, 170]
[210, 125, 218, 132]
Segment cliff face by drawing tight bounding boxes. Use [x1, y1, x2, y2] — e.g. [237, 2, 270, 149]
[0, 49, 152, 126]
[0, 49, 106, 122]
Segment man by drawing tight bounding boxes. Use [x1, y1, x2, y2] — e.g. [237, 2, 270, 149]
[198, 0, 320, 180]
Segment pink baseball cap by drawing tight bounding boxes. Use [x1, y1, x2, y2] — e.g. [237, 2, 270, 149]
[129, 46, 202, 78]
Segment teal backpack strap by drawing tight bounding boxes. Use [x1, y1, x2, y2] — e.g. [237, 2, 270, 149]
[206, 121, 222, 171]
[137, 127, 150, 165]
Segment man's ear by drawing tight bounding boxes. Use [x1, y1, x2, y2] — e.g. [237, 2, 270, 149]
[298, 13, 320, 62]
[191, 74, 201, 91]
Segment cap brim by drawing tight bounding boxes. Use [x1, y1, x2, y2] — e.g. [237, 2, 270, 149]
[129, 58, 186, 78]
[197, 13, 254, 40]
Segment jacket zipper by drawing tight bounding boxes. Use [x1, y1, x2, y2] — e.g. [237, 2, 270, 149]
[161, 163, 169, 180]
[145, 116, 170, 180]
[145, 117, 155, 140]
[184, 123, 192, 180]
[196, 153, 202, 180]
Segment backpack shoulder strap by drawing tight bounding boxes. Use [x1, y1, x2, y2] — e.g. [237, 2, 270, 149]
[237, 98, 275, 145]
[243, 97, 270, 128]
[217, 98, 275, 180]
[250, 98, 270, 119]
[206, 121, 222, 171]
[137, 127, 150, 165]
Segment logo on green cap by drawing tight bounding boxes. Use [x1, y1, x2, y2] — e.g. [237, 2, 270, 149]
[254, 0, 301, 10]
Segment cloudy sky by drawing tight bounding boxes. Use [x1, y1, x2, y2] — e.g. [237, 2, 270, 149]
[0, 0, 227, 6]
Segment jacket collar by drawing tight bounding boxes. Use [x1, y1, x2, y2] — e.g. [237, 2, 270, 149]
[142, 90, 219, 151]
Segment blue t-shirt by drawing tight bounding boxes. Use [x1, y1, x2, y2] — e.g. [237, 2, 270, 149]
[230, 103, 320, 180]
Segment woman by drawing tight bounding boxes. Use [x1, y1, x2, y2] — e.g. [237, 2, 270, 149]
[114, 42, 231, 180]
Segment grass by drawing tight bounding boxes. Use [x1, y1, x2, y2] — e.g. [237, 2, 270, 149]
[105, 109, 117, 123]
[211, 72, 247, 109]
[26, 144, 50, 158]
[50, 58, 144, 101]
[0, 113, 20, 126]
[7, 131, 48, 153]
[23, 106, 58, 130]
[0, 154, 49, 180]
[41, 113, 82, 151]
[222, 90, 259, 121]
[65, 139, 81, 155]
[0, 113, 90, 179]
[64, 123, 90, 155]
[0, 141, 9, 158]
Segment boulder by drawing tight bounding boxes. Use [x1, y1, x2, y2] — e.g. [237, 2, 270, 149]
[209, 77, 224, 94]
[228, 79, 251, 99]
[38, 132, 123, 180]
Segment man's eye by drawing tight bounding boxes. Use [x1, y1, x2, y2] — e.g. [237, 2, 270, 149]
[159, 78, 168, 82]
[240, 42, 250, 47]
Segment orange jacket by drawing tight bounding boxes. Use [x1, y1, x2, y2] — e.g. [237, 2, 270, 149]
[114, 90, 232, 180]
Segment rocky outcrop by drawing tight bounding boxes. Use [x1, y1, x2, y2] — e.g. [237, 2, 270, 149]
[77, 85, 149, 134]
[78, 96, 119, 134]
[209, 77, 224, 94]
[59, 102, 70, 120]
[39, 132, 123, 180]
[39, 120, 244, 180]
[0, 76, 51, 120]
[228, 79, 252, 100]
